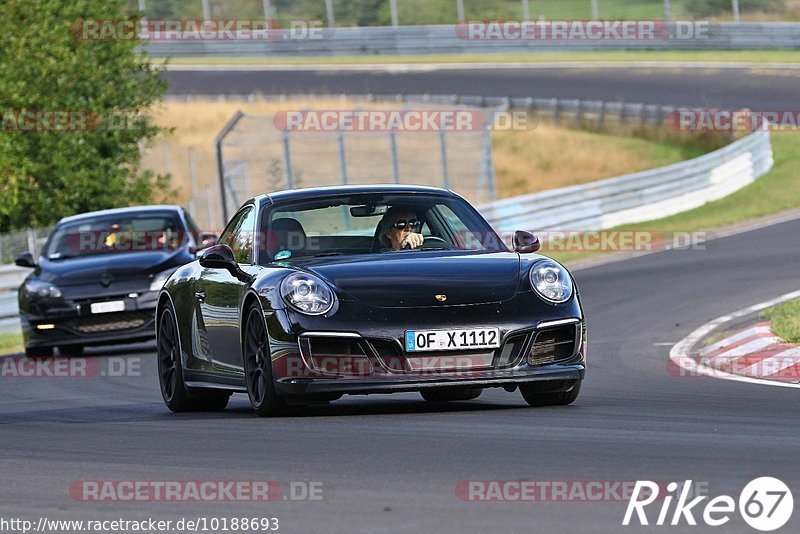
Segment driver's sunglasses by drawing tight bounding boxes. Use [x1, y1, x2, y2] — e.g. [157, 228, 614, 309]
[392, 219, 421, 231]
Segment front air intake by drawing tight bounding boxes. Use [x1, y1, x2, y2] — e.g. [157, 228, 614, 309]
[528, 325, 578, 366]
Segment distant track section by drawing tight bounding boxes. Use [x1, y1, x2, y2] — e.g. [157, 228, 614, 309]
[165, 65, 800, 109]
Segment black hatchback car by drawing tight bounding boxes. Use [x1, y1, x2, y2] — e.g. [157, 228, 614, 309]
[16, 205, 216, 357]
[156, 185, 586, 416]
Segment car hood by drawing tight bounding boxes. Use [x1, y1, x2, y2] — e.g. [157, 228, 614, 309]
[303, 251, 521, 308]
[36, 249, 190, 287]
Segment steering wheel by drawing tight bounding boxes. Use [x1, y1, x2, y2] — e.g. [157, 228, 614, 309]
[419, 236, 453, 250]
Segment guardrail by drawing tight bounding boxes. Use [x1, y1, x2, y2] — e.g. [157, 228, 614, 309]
[144, 22, 800, 57]
[0, 265, 26, 334]
[478, 128, 773, 232]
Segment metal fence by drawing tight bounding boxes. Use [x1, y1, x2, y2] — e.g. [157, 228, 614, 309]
[144, 23, 800, 57]
[140, 142, 222, 229]
[0, 226, 52, 265]
[478, 128, 773, 232]
[153, 92, 732, 229]
[215, 100, 496, 224]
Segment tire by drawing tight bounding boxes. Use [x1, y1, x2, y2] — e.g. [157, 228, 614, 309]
[58, 344, 84, 356]
[25, 346, 53, 358]
[157, 303, 229, 412]
[420, 387, 482, 402]
[520, 381, 581, 407]
[243, 304, 298, 417]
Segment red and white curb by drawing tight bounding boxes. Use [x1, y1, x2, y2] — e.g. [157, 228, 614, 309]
[670, 289, 800, 389]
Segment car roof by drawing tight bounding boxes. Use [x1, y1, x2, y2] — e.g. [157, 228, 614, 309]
[258, 184, 460, 205]
[57, 205, 185, 225]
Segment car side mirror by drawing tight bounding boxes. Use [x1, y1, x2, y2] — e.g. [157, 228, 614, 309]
[199, 244, 252, 282]
[197, 232, 218, 250]
[199, 244, 237, 269]
[15, 252, 36, 268]
[513, 230, 540, 253]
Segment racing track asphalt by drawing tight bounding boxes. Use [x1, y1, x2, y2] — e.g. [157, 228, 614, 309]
[1, 66, 799, 533]
[165, 65, 800, 109]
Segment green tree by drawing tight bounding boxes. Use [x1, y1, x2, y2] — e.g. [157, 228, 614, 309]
[0, 0, 169, 232]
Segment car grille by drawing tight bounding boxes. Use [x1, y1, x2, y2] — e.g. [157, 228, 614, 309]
[298, 336, 373, 376]
[528, 324, 579, 366]
[367, 339, 404, 372]
[496, 333, 528, 367]
[66, 311, 154, 334]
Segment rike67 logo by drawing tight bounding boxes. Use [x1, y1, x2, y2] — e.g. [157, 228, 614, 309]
[623, 478, 793, 531]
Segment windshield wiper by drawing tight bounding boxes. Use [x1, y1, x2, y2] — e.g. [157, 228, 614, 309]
[312, 251, 344, 257]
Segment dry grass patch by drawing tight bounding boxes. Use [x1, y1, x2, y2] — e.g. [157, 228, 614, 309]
[493, 124, 705, 198]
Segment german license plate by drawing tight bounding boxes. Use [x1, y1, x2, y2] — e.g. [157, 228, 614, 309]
[405, 328, 500, 352]
[89, 300, 125, 314]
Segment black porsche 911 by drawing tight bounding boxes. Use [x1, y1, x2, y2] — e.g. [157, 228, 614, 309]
[157, 185, 585, 416]
[16, 205, 216, 357]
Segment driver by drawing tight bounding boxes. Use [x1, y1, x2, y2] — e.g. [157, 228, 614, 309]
[377, 207, 425, 251]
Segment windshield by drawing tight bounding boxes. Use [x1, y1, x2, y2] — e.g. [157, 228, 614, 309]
[44, 212, 184, 260]
[260, 193, 506, 263]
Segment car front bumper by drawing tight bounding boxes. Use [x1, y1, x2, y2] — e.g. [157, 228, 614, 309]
[274, 362, 585, 397]
[21, 292, 158, 348]
[265, 304, 586, 397]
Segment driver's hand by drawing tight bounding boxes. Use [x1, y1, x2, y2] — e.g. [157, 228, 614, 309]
[400, 233, 424, 249]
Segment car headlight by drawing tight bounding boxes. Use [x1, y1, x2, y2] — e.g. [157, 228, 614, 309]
[25, 280, 62, 299]
[529, 259, 573, 304]
[149, 269, 177, 292]
[280, 272, 335, 315]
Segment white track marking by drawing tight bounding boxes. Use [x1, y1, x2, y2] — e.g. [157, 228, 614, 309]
[708, 336, 782, 363]
[670, 289, 800, 389]
[742, 347, 800, 377]
[699, 325, 772, 356]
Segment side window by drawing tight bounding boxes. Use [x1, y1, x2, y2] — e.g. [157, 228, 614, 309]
[437, 204, 470, 234]
[420, 221, 432, 237]
[219, 207, 256, 264]
[435, 204, 490, 250]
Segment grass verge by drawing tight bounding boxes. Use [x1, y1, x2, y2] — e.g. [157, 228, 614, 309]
[159, 50, 800, 67]
[764, 299, 800, 343]
[0, 332, 23, 356]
